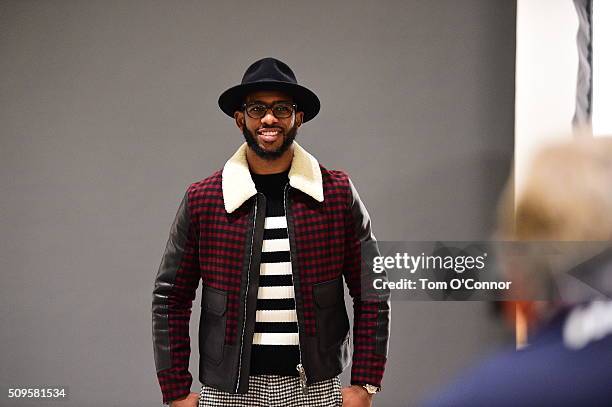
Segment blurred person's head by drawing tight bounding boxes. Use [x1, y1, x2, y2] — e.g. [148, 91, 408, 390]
[498, 136, 612, 241]
[496, 136, 612, 323]
[422, 135, 612, 407]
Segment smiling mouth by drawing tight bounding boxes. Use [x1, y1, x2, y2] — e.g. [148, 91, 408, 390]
[257, 128, 282, 142]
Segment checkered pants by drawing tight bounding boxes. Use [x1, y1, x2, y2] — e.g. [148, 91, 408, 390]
[198, 375, 342, 407]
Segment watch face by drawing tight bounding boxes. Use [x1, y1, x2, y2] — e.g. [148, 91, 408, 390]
[363, 384, 379, 394]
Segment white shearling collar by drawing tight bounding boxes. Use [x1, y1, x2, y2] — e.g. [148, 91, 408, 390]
[221, 141, 324, 213]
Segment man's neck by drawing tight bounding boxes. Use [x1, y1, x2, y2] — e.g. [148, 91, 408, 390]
[246, 145, 294, 175]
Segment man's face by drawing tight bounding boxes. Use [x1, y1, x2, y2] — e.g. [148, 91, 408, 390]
[234, 90, 304, 160]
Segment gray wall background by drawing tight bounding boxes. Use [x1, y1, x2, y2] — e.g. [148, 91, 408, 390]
[0, 1, 516, 406]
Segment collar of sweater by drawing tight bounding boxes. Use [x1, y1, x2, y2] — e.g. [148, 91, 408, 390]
[222, 141, 324, 213]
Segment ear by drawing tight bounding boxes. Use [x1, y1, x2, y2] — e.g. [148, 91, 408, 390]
[295, 111, 304, 128]
[234, 111, 245, 131]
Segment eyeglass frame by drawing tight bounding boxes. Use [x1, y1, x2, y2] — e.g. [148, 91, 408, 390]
[241, 102, 298, 119]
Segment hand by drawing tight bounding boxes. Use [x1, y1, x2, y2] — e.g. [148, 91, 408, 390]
[340, 385, 373, 407]
[169, 392, 199, 407]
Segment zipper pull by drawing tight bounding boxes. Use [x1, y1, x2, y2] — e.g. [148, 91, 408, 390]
[296, 363, 308, 394]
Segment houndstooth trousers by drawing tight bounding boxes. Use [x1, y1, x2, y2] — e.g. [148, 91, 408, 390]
[198, 375, 343, 407]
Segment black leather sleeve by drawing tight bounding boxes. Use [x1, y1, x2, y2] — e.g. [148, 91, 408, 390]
[347, 178, 391, 357]
[152, 189, 200, 375]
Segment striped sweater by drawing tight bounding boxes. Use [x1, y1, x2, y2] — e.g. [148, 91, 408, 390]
[250, 170, 300, 376]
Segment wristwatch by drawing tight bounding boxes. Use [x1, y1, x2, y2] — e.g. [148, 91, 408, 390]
[361, 384, 380, 395]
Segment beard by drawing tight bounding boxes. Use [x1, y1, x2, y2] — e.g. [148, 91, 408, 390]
[242, 124, 298, 161]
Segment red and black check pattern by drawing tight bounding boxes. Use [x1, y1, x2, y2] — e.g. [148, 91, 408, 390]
[292, 170, 387, 387]
[189, 171, 251, 345]
[156, 167, 387, 403]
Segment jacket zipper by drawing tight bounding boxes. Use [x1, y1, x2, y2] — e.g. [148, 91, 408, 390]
[283, 183, 308, 394]
[235, 196, 258, 392]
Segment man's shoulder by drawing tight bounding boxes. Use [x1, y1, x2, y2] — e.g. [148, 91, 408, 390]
[186, 169, 223, 197]
[320, 164, 352, 186]
[422, 309, 612, 407]
[319, 166, 355, 205]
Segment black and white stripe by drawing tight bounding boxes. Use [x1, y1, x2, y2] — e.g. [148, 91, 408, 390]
[253, 214, 299, 347]
[248, 171, 300, 375]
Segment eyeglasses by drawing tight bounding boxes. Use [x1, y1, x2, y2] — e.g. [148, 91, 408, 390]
[242, 102, 297, 119]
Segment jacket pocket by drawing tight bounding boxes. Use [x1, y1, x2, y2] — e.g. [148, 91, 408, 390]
[199, 285, 227, 365]
[313, 277, 350, 350]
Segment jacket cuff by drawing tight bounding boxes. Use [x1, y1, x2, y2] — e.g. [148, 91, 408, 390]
[157, 368, 193, 405]
[350, 353, 387, 389]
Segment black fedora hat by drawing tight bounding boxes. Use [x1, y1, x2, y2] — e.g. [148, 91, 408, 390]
[218, 57, 320, 123]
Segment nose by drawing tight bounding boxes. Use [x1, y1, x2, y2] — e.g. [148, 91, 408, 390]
[260, 110, 279, 125]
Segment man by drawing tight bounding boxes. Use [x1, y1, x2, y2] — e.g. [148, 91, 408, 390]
[422, 137, 612, 406]
[152, 57, 390, 407]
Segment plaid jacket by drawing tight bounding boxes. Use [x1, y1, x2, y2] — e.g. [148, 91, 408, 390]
[152, 142, 390, 404]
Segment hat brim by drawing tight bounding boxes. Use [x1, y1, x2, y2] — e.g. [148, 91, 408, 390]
[218, 81, 320, 123]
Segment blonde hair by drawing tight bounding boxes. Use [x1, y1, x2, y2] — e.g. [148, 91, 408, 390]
[498, 137, 612, 241]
